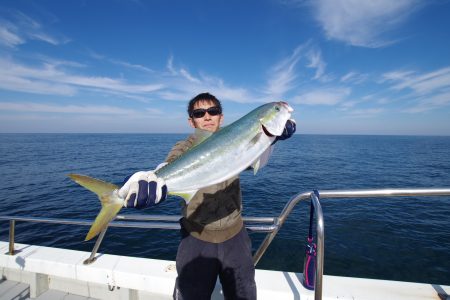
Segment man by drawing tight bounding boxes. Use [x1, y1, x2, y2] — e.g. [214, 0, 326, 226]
[119, 93, 296, 300]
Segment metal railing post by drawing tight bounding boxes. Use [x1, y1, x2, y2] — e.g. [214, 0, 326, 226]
[8, 219, 15, 255]
[252, 192, 311, 265]
[310, 191, 324, 300]
[83, 227, 108, 265]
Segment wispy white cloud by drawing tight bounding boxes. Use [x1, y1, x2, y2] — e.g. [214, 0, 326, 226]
[305, 47, 326, 80]
[38, 56, 87, 69]
[166, 55, 177, 75]
[0, 23, 24, 47]
[0, 52, 256, 104]
[404, 90, 450, 113]
[89, 50, 154, 73]
[346, 108, 384, 117]
[382, 66, 450, 112]
[179, 68, 201, 83]
[265, 46, 303, 97]
[165, 55, 201, 83]
[341, 71, 369, 84]
[313, 0, 421, 48]
[384, 67, 450, 95]
[264, 42, 329, 99]
[0, 101, 165, 115]
[339, 99, 361, 110]
[160, 57, 253, 103]
[0, 57, 164, 96]
[0, 10, 67, 48]
[0, 10, 332, 107]
[0, 102, 131, 114]
[376, 97, 391, 105]
[64, 74, 163, 94]
[111, 59, 154, 74]
[293, 87, 351, 105]
[380, 70, 415, 82]
[0, 73, 76, 96]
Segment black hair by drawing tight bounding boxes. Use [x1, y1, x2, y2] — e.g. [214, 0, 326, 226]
[187, 92, 222, 117]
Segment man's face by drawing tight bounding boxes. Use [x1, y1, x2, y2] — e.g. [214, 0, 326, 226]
[188, 100, 223, 132]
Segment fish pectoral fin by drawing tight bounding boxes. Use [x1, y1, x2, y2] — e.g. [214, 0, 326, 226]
[169, 190, 198, 204]
[251, 145, 274, 175]
[247, 132, 263, 150]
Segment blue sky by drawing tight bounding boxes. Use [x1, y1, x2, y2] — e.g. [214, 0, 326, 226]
[1, 0, 449, 135]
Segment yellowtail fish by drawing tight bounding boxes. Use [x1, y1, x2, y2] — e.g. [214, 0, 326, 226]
[69, 101, 293, 241]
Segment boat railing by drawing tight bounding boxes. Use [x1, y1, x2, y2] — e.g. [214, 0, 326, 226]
[1, 187, 450, 300]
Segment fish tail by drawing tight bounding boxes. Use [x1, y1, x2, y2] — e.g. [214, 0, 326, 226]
[68, 174, 123, 241]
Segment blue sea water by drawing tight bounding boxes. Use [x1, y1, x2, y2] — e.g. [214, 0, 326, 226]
[0, 134, 449, 285]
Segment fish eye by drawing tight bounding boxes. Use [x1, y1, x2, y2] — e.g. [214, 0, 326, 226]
[274, 106, 280, 112]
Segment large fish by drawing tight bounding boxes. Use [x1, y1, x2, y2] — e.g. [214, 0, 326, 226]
[69, 101, 293, 241]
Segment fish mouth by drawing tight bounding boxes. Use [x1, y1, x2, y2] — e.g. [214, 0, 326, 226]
[262, 124, 275, 137]
[280, 101, 293, 113]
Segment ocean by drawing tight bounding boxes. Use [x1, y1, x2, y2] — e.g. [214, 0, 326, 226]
[0, 133, 449, 285]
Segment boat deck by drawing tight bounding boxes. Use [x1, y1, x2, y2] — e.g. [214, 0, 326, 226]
[1, 241, 449, 300]
[0, 279, 98, 300]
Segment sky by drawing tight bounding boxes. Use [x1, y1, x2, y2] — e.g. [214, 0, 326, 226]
[0, 0, 450, 135]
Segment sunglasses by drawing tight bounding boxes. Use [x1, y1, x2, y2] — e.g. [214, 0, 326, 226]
[191, 106, 222, 118]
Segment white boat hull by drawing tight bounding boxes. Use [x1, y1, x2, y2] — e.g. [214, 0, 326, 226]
[1, 241, 448, 300]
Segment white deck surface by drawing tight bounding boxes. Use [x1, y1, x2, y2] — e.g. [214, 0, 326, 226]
[0, 279, 29, 300]
[1, 241, 449, 299]
[0, 279, 99, 300]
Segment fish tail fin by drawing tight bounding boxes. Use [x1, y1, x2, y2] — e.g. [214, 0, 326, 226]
[68, 174, 123, 241]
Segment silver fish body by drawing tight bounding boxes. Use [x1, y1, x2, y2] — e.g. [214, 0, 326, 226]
[156, 101, 293, 196]
[69, 101, 293, 240]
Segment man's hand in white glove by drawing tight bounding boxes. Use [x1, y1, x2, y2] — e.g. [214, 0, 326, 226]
[118, 171, 167, 209]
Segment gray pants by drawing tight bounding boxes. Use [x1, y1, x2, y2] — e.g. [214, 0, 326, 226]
[173, 226, 256, 300]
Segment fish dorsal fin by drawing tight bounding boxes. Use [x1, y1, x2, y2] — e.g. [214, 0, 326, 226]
[192, 129, 214, 147]
[169, 190, 198, 204]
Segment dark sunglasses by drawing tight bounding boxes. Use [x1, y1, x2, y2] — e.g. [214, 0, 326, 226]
[191, 106, 222, 118]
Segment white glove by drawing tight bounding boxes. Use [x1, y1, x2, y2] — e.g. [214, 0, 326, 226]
[118, 171, 167, 209]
